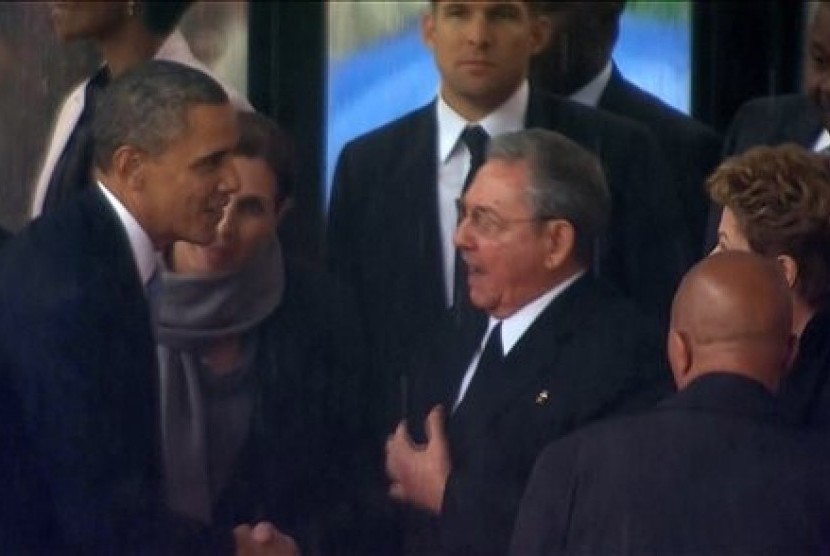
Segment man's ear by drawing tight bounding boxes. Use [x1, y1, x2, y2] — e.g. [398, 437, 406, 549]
[111, 145, 146, 190]
[543, 219, 575, 271]
[667, 329, 691, 390]
[421, 9, 436, 51]
[776, 254, 799, 290]
[529, 11, 553, 55]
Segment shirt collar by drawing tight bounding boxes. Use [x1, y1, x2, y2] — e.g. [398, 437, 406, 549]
[569, 61, 613, 108]
[97, 182, 158, 285]
[154, 30, 191, 62]
[812, 128, 830, 152]
[437, 80, 529, 163]
[488, 270, 585, 356]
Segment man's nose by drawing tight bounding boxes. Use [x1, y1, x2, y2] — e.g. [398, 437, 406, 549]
[454, 215, 474, 250]
[466, 12, 492, 47]
[219, 161, 241, 194]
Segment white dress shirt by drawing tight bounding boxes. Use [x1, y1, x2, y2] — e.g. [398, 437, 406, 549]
[436, 81, 530, 306]
[97, 182, 157, 287]
[569, 61, 614, 108]
[453, 270, 585, 409]
[812, 128, 830, 152]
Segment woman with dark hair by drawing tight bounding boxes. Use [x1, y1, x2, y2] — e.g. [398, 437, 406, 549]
[156, 111, 366, 553]
[32, 1, 250, 217]
[708, 143, 830, 427]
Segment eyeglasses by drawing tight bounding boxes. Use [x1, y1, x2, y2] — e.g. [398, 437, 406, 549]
[455, 198, 552, 237]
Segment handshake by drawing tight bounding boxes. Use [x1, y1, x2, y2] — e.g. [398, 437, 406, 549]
[233, 522, 299, 556]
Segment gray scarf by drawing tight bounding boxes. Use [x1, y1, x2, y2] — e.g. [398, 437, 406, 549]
[155, 237, 284, 523]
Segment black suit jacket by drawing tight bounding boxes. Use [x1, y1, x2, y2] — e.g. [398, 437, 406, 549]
[403, 275, 672, 556]
[777, 307, 830, 429]
[197, 264, 369, 556]
[0, 188, 206, 553]
[705, 94, 823, 250]
[597, 65, 723, 251]
[328, 91, 686, 433]
[723, 93, 822, 155]
[511, 373, 830, 555]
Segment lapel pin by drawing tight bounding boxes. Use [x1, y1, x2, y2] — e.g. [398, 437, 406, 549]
[535, 390, 549, 405]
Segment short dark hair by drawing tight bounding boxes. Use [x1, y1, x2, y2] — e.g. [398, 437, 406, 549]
[429, 0, 547, 14]
[707, 144, 830, 309]
[234, 111, 296, 203]
[140, 1, 193, 36]
[93, 60, 229, 171]
[487, 128, 610, 266]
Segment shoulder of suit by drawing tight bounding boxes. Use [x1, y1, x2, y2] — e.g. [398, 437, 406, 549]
[530, 88, 657, 145]
[602, 75, 720, 142]
[555, 276, 658, 338]
[340, 103, 434, 154]
[733, 93, 810, 120]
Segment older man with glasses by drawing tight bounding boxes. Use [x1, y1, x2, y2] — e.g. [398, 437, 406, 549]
[385, 128, 672, 556]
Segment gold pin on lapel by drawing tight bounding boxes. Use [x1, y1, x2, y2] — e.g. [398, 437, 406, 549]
[535, 390, 549, 405]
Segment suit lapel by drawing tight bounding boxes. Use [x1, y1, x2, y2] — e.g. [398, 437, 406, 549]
[597, 65, 628, 112]
[81, 187, 159, 405]
[785, 98, 823, 147]
[448, 276, 594, 458]
[388, 104, 448, 319]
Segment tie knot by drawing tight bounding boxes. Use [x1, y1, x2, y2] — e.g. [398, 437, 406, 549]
[461, 125, 489, 161]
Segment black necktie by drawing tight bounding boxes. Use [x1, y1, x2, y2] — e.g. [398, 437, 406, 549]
[456, 322, 503, 412]
[453, 125, 490, 311]
[460, 125, 489, 193]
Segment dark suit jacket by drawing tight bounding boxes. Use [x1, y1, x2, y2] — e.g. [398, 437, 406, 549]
[723, 93, 822, 155]
[0, 188, 210, 553]
[328, 91, 686, 434]
[705, 93, 823, 250]
[0, 225, 10, 246]
[777, 307, 830, 429]
[597, 65, 723, 251]
[511, 373, 830, 555]
[403, 275, 672, 556]
[197, 264, 368, 556]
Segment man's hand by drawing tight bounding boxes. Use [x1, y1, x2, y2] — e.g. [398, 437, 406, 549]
[385, 405, 451, 514]
[234, 521, 299, 556]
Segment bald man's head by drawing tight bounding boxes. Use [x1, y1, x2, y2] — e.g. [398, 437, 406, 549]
[668, 252, 794, 392]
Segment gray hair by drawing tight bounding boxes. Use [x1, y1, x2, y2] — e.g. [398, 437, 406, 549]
[486, 128, 610, 265]
[93, 60, 229, 171]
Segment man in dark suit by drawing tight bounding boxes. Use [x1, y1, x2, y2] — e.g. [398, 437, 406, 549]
[704, 2, 830, 250]
[329, 0, 687, 438]
[531, 1, 722, 254]
[385, 129, 671, 556]
[723, 2, 830, 156]
[511, 251, 830, 555]
[0, 61, 295, 555]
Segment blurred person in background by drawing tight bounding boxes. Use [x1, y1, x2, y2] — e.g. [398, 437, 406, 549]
[531, 0, 721, 253]
[32, 0, 250, 218]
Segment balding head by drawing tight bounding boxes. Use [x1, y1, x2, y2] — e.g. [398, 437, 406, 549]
[668, 252, 794, 392]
